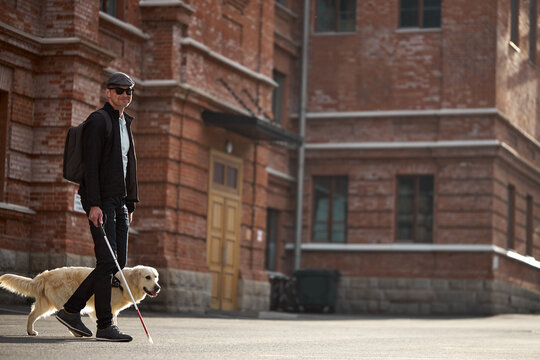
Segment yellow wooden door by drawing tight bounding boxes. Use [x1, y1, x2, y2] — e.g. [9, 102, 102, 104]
[207, 150, 242, 310]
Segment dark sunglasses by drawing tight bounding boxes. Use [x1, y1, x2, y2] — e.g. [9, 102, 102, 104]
[108, 87, 133, 95]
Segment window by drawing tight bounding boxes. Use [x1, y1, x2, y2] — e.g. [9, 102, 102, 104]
[0, 90, 8, 199]
[396, 175, 434, 243]
[275, 0, 286, 5]
[265, 209, 279, 271]
[529, 0, 537, 64]
[507, 185, 516, 249]
[272, 71, 285, 124]
[100, 0, 127, 19]
[526, 195, 533, 255]
[312, 176, 348, 242]
[399, 0, 441, 29]
[511, 0, 520, 46]
[213, 161, 238, 189]
[315, 0, 356, 33]
[100, 0, 117, 17]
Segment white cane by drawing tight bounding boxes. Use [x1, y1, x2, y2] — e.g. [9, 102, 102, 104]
[98, 222, 153, 344]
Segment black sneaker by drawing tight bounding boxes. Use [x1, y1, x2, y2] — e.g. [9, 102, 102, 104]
[56, 309, 93, 337]
[96, 325, 133, 342]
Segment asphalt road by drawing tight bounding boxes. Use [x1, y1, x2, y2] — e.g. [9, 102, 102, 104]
[1, 305, 540, 359]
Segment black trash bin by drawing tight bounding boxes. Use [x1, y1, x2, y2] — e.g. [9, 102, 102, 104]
[294, 269, 340, 313]
[268, 273, 297, 312]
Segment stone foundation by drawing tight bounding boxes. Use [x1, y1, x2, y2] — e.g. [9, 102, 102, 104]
[0, 249, 214, 314]
[238, 279, 270, 312]
[0, 248, 30, 275]
[0, 249, 28, 305]
[142, 268, 212, 314]
[0, 249, 96, 306]
[5, 250, 540, 316]
[337, 277, 540, 315]
[0, 248, 96, 276]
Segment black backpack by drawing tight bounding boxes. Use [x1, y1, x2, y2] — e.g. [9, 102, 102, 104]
[63, 109, 112, 185]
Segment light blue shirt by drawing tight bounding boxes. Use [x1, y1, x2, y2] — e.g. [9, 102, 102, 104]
[119, 114, 129, 179]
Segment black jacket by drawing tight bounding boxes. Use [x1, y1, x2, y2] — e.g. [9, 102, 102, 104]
[78, 102, 139, 213]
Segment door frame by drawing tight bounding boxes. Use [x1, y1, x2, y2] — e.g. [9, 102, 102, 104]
[206, 149, 243, 310]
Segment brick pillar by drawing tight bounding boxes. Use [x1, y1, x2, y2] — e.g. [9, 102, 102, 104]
[131, 3, 194, 269]
[29, 2, 114, 271]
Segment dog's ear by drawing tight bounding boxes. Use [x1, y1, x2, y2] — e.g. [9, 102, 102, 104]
[115, 267, 133, 286]
[127, 267, 144, 287]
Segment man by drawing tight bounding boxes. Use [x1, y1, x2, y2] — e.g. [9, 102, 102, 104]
[56, 72, 139, 342]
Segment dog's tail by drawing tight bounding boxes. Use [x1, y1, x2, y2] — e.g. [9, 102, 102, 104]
[0, 273, 39, 298]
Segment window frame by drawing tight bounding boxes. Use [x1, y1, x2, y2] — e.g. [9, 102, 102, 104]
[311, 176, 348, 243]
[506, 185, 516, 250]
[265, 208, 280, 271]
[212, 159, 240, 195]
[100, 0, 126, 20]
[272, 71, 285, 125]
[399, 0, 442, 29]
[511, 0, 520, 47]
[529, 0, 537, 65]
[525, 195, 533, 256]
[314, 0, 357, 33]
[395, 175, 434, 243]
[0, 90, 8, 200]
[5, 0, 17, 9]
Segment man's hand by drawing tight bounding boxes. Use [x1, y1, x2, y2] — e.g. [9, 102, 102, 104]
[89, 206, 103, 227]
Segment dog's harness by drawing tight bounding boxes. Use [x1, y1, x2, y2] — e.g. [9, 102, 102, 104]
[111, 276, 123, 292]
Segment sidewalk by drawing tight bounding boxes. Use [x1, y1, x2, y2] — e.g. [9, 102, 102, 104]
[2, 304, 540, 359]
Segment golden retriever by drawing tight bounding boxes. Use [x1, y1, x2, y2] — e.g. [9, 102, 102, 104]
[0, 265, 160, 336]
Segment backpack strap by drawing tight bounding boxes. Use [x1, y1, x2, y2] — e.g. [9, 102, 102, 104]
[95, 109, 113, 138]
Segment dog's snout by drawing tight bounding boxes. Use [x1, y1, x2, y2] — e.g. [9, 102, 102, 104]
[154, 284, 161, 293]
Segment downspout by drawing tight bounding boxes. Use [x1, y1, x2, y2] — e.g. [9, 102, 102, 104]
[294, 0, 310, 271]
[250, 0, 264, 269]
[256, 0, 264, 104]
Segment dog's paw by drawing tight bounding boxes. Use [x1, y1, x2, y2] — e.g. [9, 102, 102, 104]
[27, 330, 38, 336]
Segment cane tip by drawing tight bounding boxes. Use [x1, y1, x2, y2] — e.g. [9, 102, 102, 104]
[148, 336, 154, 345]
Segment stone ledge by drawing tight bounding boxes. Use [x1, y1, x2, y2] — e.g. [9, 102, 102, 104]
[144, 268, 211, 314]
[337, 277, 540, 316]
[239, 279, 270, 312]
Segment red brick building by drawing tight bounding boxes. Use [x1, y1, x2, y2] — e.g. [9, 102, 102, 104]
[0, 0, 539, 315]
[291, 0, 540, 314]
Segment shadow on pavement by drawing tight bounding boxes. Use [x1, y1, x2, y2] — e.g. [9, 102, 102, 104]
[0, 336, 94, 344]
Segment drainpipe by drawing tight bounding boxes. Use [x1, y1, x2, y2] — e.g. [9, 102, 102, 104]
[294, 0, 310, 271]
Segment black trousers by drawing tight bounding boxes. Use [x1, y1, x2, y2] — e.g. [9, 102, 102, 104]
[64, 196, 129, 329]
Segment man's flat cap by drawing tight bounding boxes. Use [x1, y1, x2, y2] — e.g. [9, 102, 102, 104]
[107, 72, 135, 87]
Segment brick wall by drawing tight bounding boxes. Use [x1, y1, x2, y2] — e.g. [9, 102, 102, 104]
[0, 0, 538, 315]
[496, 0, 538, 136]
[280, 0, 540, 311]
[0, 1, 42, 36]
[306, 0, 497, 112]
